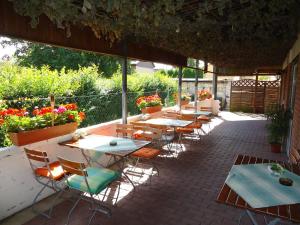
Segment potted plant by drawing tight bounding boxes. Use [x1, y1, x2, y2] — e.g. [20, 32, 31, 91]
[174, 93, 191, 106]
[266, 105, 291, 153]
[0, 103, 85, 146]
[198, 89, 212, 101]
[136, 94, 162, 114]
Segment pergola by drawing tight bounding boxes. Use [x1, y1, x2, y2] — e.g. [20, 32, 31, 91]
[1, 0, 299, 122]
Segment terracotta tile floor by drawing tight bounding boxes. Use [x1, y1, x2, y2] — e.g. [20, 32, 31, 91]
[22, 112, 295, 225]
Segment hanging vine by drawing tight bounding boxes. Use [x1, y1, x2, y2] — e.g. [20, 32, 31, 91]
[8, 0, 300, 69]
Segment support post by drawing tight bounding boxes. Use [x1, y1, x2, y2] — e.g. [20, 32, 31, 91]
[122, 56, 128, 124]
[253, 74, 258, 113]
[212, 65, 218, 100]
[178, 66, 183, 110]
[194, 60, 199, 112]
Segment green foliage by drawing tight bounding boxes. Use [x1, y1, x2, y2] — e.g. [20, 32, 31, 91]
[0, 63, 176, 146]
[0, 62, 99, 99]
[0, 126, 11, 146]
[162, 68, 203, 79]
[1, 39, 121, 77]
[265, 105, 291, 144]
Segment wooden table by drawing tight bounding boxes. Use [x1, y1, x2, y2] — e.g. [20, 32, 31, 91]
[60, 134, 150, 189]
[179, 110, 212, 117]
[60, 134, 150, 157]
[217, 154, 300, 224]
[136, 118, 193, 127]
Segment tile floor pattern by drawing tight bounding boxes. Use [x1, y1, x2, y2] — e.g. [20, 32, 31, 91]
[22, 112, 296, 225]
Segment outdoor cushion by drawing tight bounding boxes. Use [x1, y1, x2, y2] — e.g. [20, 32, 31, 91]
[197, 116, 211, 122]
[131, 147, 161, 159]
[133, 131, 152, 141]
[35, 161, 64, 180]
[187, 122, 202, 129]
[176, 127, 194, 133]
[66, 167, 120, 195]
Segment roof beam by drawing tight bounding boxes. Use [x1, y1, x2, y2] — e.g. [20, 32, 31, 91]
[0, 0, 187, 67]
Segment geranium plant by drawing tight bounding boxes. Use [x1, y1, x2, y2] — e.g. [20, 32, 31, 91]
[136, 94, 162, 110]
[0, 103, 85, 133]
[198, 89, 212, 100]
[174, 93, 191, 101]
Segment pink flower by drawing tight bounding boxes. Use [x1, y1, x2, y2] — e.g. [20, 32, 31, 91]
[57, 106, 66, 114]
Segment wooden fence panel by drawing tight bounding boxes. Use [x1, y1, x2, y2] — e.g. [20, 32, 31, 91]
[230, 79, 280, 113]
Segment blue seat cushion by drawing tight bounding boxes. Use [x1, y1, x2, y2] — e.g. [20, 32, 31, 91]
[66, 167, 120, 195]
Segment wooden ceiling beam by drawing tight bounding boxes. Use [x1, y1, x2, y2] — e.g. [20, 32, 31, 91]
[0, 1, 187, 67]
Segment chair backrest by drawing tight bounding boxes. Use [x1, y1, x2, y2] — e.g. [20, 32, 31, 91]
[132, 125, 162, 140]
[116, 124, 134, 138]
[57, 156, 87, 176]
[200, 106, 212, 112]
[162, 112, 179, 119]
[57, 156, 94, 194]
[183, 105, 196, 110]
[24, 148, 55, 179]
[146, 123, 169, 133]
[24, 148, 49, 165]
[179, 114, 197, 121]
[197, 115, 211, 122]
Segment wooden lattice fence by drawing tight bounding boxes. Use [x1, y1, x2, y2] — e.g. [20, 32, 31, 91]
[230, 79, 280, 113]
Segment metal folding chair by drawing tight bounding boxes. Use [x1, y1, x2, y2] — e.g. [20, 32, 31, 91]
[145, 123, 175, 152]
[24, 148, 65, 218]
[57, 156, 120, 225]
[162, 111, 180, 119]
[128, 125, 162, 184]
[177, 114, 203, 141]
[197, 115, 212, 135]
[116, 122, 161, 182]
[116, 123, 134, 138]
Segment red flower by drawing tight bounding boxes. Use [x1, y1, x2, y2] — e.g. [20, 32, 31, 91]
[0, 108, 28, 117]
[79, 112, 85, 121]
[40, 107, 52, 115]
[33, 109, 40, 115]
[64, 103, 77, 110]
[0, 118, 4, 126]
[136, 97, 145, 105]
[136, 95, 161, 106]
[68, 114, 75, 120]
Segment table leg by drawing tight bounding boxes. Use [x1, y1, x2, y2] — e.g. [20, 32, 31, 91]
[112, 155, 136, 191]
[246, 210, 259, 225]
[81, 149, 106, 168]
[239, 210, 281, 225]
[267, 218, 281, 225]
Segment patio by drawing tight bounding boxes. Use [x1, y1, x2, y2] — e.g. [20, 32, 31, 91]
[3, 112, 293, 225]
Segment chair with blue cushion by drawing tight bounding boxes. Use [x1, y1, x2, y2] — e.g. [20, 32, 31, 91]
[57, 156, 120, 225]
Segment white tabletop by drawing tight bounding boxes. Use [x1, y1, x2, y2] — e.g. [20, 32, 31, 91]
[61, 134, 150, 157]
[180, 110, 212, 116]
[137, 118, 192, 127]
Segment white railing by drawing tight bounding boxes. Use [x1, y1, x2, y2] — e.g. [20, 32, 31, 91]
[0, 107, 173, 220]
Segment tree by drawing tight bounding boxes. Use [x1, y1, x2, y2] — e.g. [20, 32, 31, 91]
[163, 68, 203, 79]
[0, 38, 121, 77]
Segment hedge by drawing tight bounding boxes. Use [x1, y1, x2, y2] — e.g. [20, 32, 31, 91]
[0, 62, 177, 147]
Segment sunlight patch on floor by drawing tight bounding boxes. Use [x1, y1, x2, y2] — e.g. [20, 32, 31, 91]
[220, 111, 266, 121]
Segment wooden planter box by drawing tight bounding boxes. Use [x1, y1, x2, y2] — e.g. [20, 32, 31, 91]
[8, 122, 78, 146]
[141, 105, 162, 114]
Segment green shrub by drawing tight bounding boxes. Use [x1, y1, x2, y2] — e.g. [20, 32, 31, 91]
[0, 63, 177, 147]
